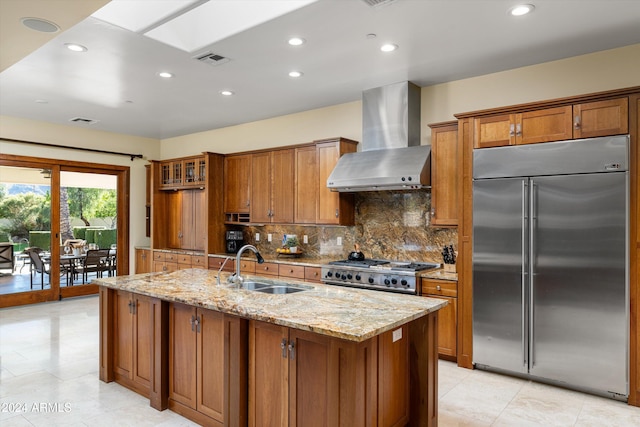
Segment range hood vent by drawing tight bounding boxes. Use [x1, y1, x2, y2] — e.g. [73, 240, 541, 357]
[361, 0, 399, 8]
[327, 81, 431, 192]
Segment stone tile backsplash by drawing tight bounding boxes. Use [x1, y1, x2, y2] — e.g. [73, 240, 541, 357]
[232, 190, 457, 264]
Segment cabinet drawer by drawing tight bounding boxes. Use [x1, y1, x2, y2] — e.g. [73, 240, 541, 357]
[278, 264, 305, 279]
[256, 262, 279, 276]
[165, 252, 178, 262]
[153, 252, 166, 262]
[191, 256, 206, 268]
[421, 279, 457, 297]
[177, 254, 192, 265]
[208, 256, 235, 272]
[304, 267, 322, 283]
[239, 259, 256, 274]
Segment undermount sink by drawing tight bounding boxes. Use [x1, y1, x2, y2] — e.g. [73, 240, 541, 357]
[240, 281, 312, 294]
[254, 285, 307, 294]
[241, 281, 272, 290]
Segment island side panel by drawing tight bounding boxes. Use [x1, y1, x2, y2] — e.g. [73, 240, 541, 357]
[150, 298, 169, 410]
[99, 286, 114, 383]
[225, 315, 248, 427]
[409, 312, 438, 427]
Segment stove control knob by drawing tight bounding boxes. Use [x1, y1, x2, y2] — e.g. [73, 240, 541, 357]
[355, 274, 361, 281]
[384, 278, 391, 286]
[401, 279, 408, 287]
[391, 278, 398, 285]
[327, 271, 333, 278]
[347, 273, 353, 280]
[341, 274, 347, 280]
[368, 277, 374, 284]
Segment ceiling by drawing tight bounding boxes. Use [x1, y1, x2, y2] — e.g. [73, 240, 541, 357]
[1, 0, 639, 140]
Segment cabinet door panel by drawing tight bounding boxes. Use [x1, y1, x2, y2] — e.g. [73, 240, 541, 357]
[166, 191, 182, 249]
[473, 114, 514, 148]
[133, 295, 152, 388]
[169, 303, 197, 409]
[517, 106, 572, 145]
[271, 149, 294, 223]
[249, 321, 288, 427]
[224, 155, 251, 213]
[435, 296, 457, 358]
[377, 325, 410, 427]
[289, 330, 334, 427]
[574, 98, 629, 138]
[135, 249, 150, 274]
[294, 146, 318, 223]
[193, 189, 206, 251]
[113, 291, 133, 378]
[317, 143, 340, 224]
[197, 309, 225, 422]
[431, 124, 459, 226]
[251, 153, 271, 223]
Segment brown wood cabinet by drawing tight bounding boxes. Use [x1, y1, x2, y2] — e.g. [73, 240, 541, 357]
[422, 278, 458, 360]
[208, 255, 236, 272]
[473, 106, 573, 148]
[168, 189, 205, 251]
[135, 248, 151, 274]
[316, 138, 357, 225]
[159, 156, 207, 190]
[573, 98, 629, 138]
[248, 320, 410, 427]
[152, 251, 179, 273]
[251, 150, 294, 223]
[294, 145, 318, 224]
[168, 302, 248, 426]
[113, 290, 152, 397]
[224, 154, 252, 215]
[429, 122, 459, 226]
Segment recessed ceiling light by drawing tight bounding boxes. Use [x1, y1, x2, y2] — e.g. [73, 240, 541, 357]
[288, 37, 305, 46]
[64, 43, 87, 52]
[509, 4, 535, 16]
[35, 99, 49, 104]
[288, 71, 303, 78]
[220, 90, 234, 96]
[21, 17, 60, 33]
[158, 71, 174, 78]
[380, 43, 398, 52]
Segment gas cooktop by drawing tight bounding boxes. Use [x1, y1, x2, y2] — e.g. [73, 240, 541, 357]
[322, 259, 440, 294]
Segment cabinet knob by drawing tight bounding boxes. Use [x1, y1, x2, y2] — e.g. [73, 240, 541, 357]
[509, 124, 515, 137]
[515, 123, 522, 136]
[335, 209, 339, 218]
[574, 115, 581, 129]
[431, 208, 435, 217]
[436, 285, 441, 291]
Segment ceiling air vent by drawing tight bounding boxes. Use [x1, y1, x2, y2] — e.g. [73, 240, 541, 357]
[194, 52, 231, 66]
[69, 117, 98, 124]
[361, 0, 398, 8]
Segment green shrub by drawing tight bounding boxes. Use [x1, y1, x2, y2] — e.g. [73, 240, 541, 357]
[95, 229, 116, 249]
[72, 226, 105, 241]
[29, 231, 51, 251]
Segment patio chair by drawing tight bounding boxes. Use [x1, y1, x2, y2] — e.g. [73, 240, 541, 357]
[24, 247, 48, 289]
[77, 249, 111, 284]
[0, 243, 14, 275]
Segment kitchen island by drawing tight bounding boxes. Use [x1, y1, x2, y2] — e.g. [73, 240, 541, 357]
[95, 268, 447, 427]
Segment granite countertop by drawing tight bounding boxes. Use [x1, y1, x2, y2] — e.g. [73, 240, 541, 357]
[94, 269, 447, 342]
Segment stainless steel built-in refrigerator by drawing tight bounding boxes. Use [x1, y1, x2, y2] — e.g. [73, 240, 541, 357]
[472, 135, 629, 400]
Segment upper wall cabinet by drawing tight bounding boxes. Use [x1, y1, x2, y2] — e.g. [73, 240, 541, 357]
[429, 122, 459, 227]
[473, 97, 629, 149]
[223, 154, 252, 222]
[159, 156, 207, 190]
[251, 149, 294, 224]
[224, 138, 358, 226]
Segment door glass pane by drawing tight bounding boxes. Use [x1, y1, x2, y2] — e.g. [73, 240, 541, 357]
[60, 171, 117, 287]
[0, 166, 52, 294]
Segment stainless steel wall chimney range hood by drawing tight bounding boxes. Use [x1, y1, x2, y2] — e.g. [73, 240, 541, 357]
[327, 81, 430, 192]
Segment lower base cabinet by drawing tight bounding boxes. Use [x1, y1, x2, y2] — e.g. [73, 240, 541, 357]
[248, 320, 409, 427]
[168, 303, 247, 427]
[113, 290, 153, 397]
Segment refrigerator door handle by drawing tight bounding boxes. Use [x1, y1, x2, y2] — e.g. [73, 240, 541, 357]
[529, 180, 537, 368]
[522, 180, 528, 368]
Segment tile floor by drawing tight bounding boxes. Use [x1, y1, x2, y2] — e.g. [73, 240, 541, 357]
[1, 296, 639, 426]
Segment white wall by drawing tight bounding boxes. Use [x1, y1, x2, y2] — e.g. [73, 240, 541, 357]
[0, 116, 160, 269]
[160, 43, 640, 157]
